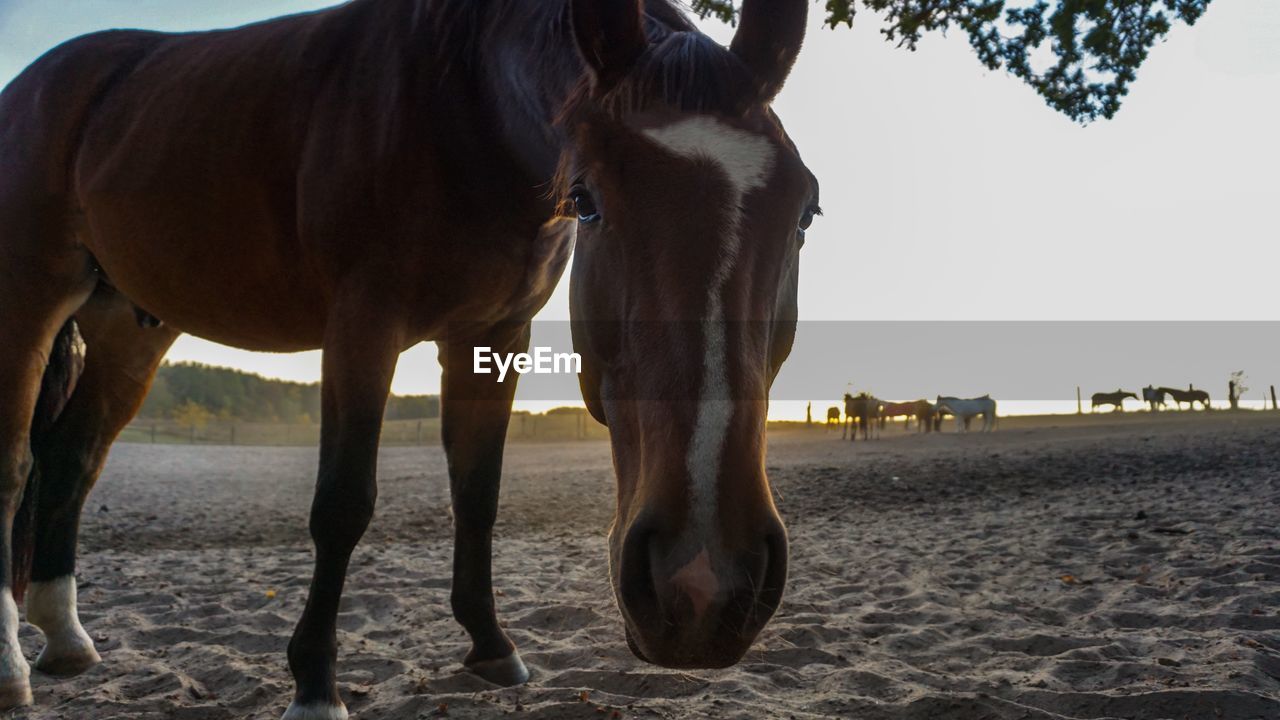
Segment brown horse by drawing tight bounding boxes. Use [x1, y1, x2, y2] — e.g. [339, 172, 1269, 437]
[879, 399, 934, 432]
[826, 406, 842, 429]
[0, 0, 817, 716]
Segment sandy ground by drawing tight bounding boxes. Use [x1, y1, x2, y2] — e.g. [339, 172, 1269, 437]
[11, 412, 1280, 720]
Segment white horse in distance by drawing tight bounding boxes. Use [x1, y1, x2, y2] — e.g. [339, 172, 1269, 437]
[935, 395, 997, 432]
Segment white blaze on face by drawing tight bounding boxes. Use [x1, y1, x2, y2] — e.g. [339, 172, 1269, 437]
[642, 117, 776, 534]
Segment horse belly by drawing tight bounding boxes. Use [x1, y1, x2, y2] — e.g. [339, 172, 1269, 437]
[78, 187, 328, 352]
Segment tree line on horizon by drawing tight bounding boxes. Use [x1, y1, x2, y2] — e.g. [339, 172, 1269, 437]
[138, 361, 440, 424]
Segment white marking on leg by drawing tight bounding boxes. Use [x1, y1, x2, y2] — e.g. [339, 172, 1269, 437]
[282, 700, 349, 720]
[642, 117, 776, 532]
[27, 576, 100, 674]
[0, 590, 31, 707]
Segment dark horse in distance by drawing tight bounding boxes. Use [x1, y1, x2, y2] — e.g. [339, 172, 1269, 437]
[1160, 386, 1211, 410]
[0, 0, 819, 716]
[843, 392, 881, 441]
[1091, 389, 1137, 412]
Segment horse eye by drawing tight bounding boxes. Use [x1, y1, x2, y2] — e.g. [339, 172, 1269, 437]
[798, 204, 820, 232]
[570, 188, 601, 223]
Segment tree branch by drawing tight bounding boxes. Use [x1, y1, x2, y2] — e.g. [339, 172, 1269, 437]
[690, 0, 1213, 122]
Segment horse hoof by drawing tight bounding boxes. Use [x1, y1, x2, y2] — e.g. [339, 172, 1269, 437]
[35, 637, 101, 677]
[281, 699, 349, 720]
[0, 678, 32, 710]
[467, 650, 530, 686]
[34, 627, 102, 671]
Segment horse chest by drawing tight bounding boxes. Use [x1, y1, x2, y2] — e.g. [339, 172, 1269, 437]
[405, 215, 576, 336]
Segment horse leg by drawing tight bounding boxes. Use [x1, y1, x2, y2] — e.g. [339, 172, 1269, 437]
[284, 307, 402, 720]
[440, 325, 529, 685]
[26, 289, 177, 676]
[0, 250, 94, 707]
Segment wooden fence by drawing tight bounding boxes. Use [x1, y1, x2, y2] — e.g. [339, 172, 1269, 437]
[121, 412, 608, 447]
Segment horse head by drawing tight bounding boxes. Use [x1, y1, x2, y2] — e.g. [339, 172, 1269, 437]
[561, 0, 816, 669]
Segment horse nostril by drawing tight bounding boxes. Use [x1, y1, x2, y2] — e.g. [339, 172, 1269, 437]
[754, 527, 789, 623]
[617, 517, 660, 629]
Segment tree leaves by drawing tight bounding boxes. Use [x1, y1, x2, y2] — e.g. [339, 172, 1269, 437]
[690, 0, 1214, 123]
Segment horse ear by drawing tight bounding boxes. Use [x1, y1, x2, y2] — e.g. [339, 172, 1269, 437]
[729, 0, 808, 104]
[571, 0, 647, 96]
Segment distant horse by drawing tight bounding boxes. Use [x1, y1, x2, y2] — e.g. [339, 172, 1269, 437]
[0, 0, 817, 716]
[843, 392, 881, 441]
[1160, 386, 1211, 410]
[1142, 385, 1167, 411]
[935, 395, 997, 432]
[826, 406, 842, 429]
[1091, 389, 1137, 412]
[915, 400, 940, 433]
[930, 403, 948, 432]
[879, 399, 933, 432]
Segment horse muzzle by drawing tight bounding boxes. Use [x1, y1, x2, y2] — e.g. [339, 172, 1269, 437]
[612, 512, 788, 668]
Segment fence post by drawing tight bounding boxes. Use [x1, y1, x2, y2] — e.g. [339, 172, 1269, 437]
[1076, 387, 1082, 415]
[1272, 385, 1277, 411]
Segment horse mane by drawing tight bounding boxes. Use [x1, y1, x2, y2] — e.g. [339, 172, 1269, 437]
[420, 0, 699, 79]
[559, 29, 756, 121]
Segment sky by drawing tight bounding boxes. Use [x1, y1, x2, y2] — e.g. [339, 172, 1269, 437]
[2, 0, 1278, 411]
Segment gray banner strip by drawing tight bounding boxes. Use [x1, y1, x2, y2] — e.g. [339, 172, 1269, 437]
[506, 321, 1280, 402]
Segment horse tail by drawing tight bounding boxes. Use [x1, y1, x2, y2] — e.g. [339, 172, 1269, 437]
[12, 320, 85, 603]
